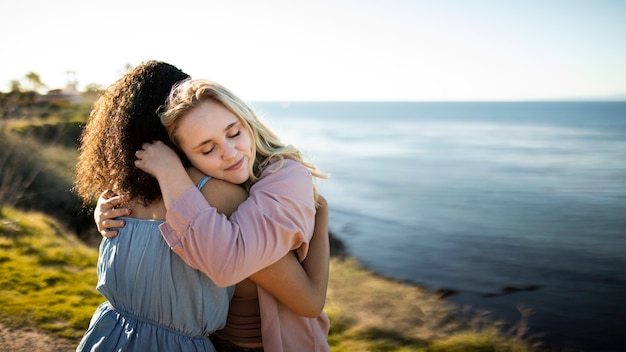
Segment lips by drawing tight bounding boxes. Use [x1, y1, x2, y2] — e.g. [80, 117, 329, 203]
[226, 158, 244, 171]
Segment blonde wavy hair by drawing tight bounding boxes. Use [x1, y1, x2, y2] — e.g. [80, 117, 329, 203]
[160, 79, 327, 200]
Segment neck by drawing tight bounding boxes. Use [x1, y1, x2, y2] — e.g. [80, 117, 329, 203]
[126, 199, 167, 220]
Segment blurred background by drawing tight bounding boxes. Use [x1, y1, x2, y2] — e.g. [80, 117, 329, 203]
[1, 1, 625, 351]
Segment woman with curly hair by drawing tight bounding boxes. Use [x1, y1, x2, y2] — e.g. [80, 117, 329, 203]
[75, 61, 329, 351]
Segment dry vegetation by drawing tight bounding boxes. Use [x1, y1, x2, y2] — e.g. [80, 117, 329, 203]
[324, 257, 541, 351]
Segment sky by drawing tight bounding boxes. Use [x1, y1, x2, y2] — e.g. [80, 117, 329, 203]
[1, 0, 625, 101]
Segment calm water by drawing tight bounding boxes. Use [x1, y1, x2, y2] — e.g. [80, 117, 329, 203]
[254, 101, 626, 352]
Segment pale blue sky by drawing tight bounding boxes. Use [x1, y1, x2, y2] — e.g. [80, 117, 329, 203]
[1, 0, 625, 101]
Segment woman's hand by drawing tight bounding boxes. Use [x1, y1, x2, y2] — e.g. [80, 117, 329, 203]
[94, 190, 131, 238]
[135, 141, 195, 209]
[134, 141, 184, 180]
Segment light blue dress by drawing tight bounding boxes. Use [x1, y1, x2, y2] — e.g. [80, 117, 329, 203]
[77, 176, 233, 352]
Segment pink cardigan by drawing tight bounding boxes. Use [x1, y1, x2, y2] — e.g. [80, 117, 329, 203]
[159, 159, 330, 351]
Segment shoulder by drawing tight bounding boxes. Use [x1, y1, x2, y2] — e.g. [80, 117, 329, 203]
[186, 167, 207, 185]
[253, 159, 313, 199]
[187, 167, 248, 215]
[204, 178, 248, 216]
[204, 178, 246, 197]
[264, 158, 311, 179]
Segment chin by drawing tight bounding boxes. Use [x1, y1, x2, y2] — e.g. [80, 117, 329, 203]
[222, 173, 247, 185]
[236, 172, 251, 184]
[234, 175, 249, 184]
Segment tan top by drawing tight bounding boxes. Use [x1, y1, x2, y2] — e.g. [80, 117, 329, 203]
[214, 279, 262, 346]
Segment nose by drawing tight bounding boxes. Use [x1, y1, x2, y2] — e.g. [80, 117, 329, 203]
[222, 141, 237, 160]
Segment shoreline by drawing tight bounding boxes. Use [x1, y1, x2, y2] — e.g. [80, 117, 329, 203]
[330, 228, 625, 352]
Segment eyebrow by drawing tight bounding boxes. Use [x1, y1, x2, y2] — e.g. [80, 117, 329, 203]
[191, 121, 240, 150]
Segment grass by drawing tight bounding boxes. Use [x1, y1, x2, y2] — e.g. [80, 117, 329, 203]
[0, 208, 543, 351]
[0, 208, 101, 341]
[325, 258, 542, 351]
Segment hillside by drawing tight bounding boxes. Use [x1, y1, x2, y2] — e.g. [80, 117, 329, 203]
[0, 208, 542, 351]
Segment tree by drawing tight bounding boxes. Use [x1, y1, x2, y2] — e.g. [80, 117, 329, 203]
[9, 80, 22, 92]
[84, 83, 103, 93]
[25, 71, 47, 92]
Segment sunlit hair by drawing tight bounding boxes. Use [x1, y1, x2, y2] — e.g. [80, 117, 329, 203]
[74, 60, 191, 206]
[160, 78, 327, 200]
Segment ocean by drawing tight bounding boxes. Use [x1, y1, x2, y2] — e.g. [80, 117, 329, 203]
[253, 101, 626, 352]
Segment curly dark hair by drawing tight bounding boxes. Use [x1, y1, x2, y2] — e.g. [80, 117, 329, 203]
[74, 60, 191, 206]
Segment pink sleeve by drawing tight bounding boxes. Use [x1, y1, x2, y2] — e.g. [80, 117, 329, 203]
[160, 159, 316, 287]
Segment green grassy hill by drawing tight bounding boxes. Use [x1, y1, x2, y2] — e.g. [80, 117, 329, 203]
[0, 208, 101, 340]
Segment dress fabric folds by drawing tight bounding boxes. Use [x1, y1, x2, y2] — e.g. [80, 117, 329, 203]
[76, 217, 234, 352]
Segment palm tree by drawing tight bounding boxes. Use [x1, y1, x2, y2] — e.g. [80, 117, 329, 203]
[24, 72, 47, 92]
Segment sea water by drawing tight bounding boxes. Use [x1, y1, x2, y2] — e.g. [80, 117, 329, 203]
[253, 101, 626, 352]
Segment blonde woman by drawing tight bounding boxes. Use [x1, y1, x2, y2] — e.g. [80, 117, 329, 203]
[133, 78, 330, 351]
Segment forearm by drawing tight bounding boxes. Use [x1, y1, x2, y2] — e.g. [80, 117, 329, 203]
[161, 186, 313, 286]
[300, 197, 330, 306]
[155, 162, 195, 211]
[248, 252, 325, 317]
[248, 197, 330, 317]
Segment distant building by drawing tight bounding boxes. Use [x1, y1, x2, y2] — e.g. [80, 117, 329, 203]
[35, 71, 82, 104]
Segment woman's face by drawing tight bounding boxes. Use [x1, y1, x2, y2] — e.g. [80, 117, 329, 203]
[176, 100, 253, 184]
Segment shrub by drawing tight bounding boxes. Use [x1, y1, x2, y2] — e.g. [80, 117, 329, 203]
[0, 121, 96, 241]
